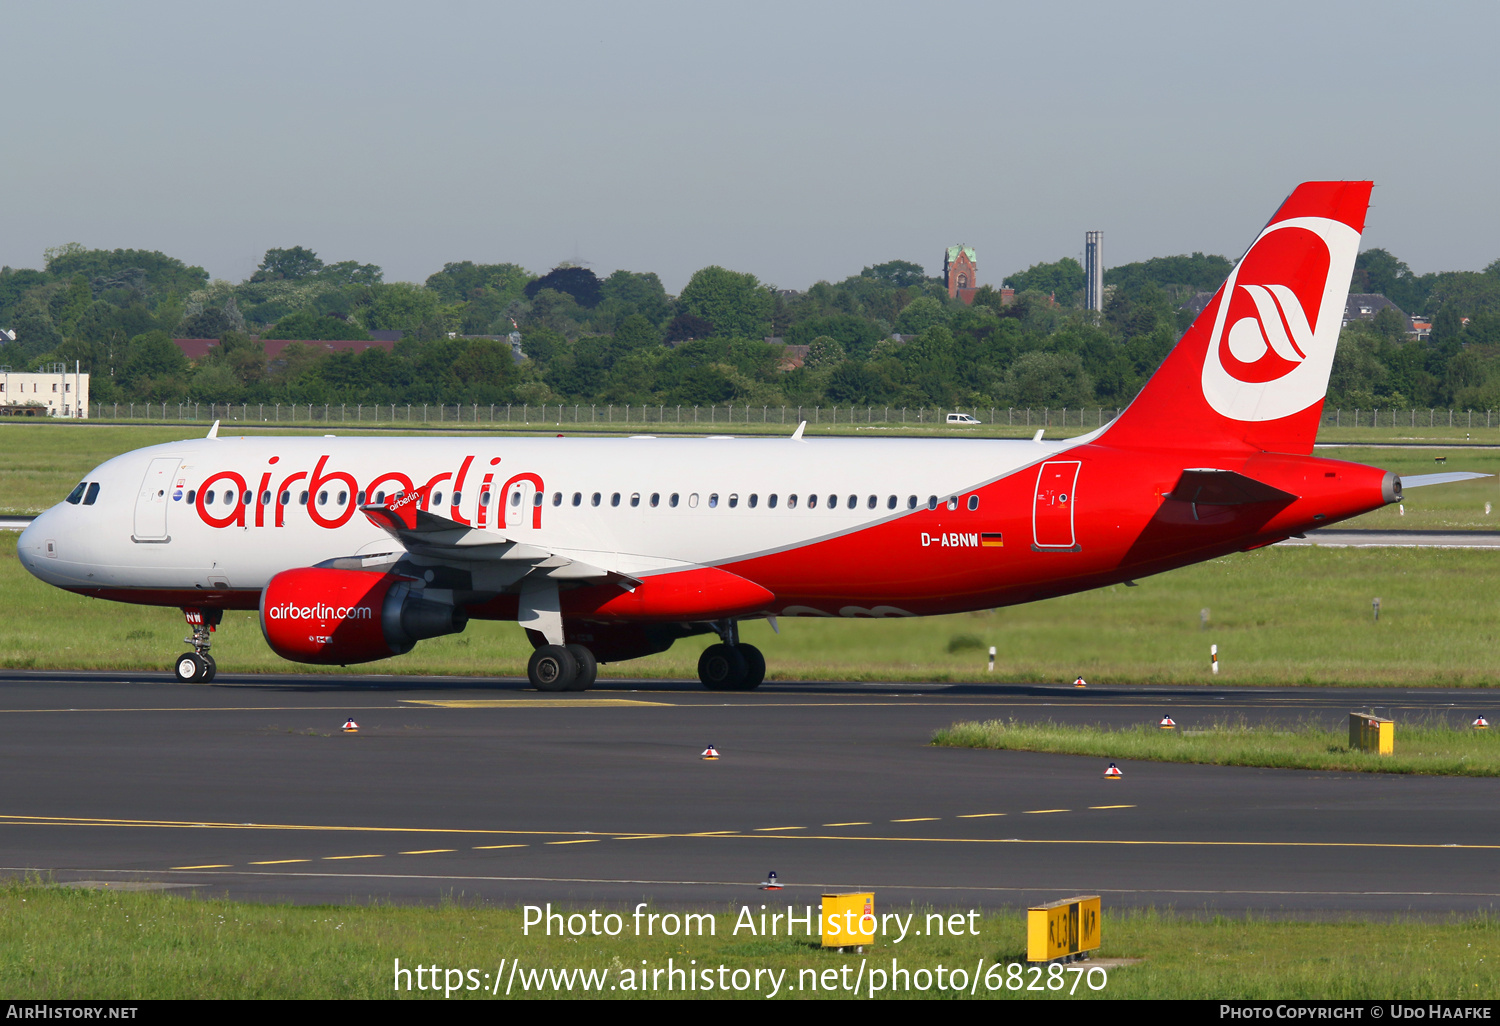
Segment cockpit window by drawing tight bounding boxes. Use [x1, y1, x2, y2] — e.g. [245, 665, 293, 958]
[65, 482, 86, 505]
[84, 483, 100, 505]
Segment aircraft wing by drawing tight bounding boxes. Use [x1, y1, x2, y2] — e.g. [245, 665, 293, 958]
[359, 502, 638, 586]
[1167, 468, 1299, 506]
[1399, 471, 1491, 489]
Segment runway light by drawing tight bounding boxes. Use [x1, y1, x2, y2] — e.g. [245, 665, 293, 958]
[1074, 677, 1087, 688]
[701, 744, 720, 761]
[1159, 716, 1176, 730]
[760, 870, 782, 890]
[1474, 716, 1490, 730]
[1104, 763, 1122, 779]
[342, 718, 359, 733]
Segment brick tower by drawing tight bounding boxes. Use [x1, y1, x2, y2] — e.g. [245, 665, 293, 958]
[945, 245, 977, 305]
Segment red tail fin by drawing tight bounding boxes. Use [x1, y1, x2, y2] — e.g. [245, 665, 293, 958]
[1103, 181, 1372, 455]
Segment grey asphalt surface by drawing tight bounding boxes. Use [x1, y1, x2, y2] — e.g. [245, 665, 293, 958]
[0, 670, 1495, 915]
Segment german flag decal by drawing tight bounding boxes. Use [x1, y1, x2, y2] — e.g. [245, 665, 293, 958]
[981, 533, 1004, 547]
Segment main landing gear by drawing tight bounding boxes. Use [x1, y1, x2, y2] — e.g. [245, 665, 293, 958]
[697, 621, 764, 691]
[174, 607, 221, 683]
[527, 643, 599, 693]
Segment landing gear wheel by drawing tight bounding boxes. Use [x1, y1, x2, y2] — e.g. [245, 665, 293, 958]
[201, 654, 217, 684]
[528, 645, 578, 692]
[698, 643, 747, 691]
[173, 652, 207, 683]
[564, 645, 597, 692]
[736, 644, 765, 690]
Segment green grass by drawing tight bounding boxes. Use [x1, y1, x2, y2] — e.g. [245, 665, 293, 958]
[934, 718, 1500, 776]
[7, 542, 1500, 685]
[0, 880, 1494, 999]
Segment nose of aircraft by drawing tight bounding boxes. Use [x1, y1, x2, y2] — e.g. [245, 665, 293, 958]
[16, 509, 59, 584]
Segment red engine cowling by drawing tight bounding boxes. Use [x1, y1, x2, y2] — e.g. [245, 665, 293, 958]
[259, 568, 466, 665]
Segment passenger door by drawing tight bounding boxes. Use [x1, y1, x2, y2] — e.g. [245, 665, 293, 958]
[133, 457, 181, 542]
[1032, 460, 1080, 550]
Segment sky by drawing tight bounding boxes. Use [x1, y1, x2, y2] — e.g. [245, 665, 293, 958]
[3, 1, 1497, 293]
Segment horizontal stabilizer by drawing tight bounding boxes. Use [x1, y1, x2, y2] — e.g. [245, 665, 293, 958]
[1399, 471, 1491, 489]
[1167, 468, 1299, 506]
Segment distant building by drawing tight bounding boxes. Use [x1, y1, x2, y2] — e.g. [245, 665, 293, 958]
[945, 245, 978, 305]
[1341, 293, 1406, 328]
[776, 344, 809, 371]
[0, 365, 89, 418]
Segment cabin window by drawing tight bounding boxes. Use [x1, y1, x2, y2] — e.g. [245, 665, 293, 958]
[300, 491, 309, 505]
[946, 495, 958, 511]
[242, 491, 252, 506]
[670, 493, 680, 508]
[908, 495, 918, 510]
[185, 489, 195, 504]
[728, 493, 738, 508]
[927, 495, 938, 511]
[572, 492, 582, 507]
[650, 493, 660, 507]
[611, 492, 621, 507]
[688, 493, 699, 508]
[630, 493, 641, 507]
[748, 494, 758, 508]
[829, 494, 839, 509]
[591, 492, 601, 507]
[511, 491, 522, 507]
[338, 491, 348, 506]
[807, 494, 817, 509]
[357, 490, 366, 505]
[968, 495, 979, 511]
[375, 490, 386, 504]
[887, 495, 897, 509]
[260, 491, 271, 506]
[708, 493, 719, 508]
[280, 491, 290, 505]
[450, 491, 460, 506]
[552, 492, 562, 506]
[84, 483, 100, 505]
[867, 495, 877, 509]
[768, 494, 778, 508]
[203, 491, 215, 506]
[534, 492, 543, 507]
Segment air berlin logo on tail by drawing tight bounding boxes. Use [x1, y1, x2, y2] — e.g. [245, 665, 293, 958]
[1201, 216, 1361, 422]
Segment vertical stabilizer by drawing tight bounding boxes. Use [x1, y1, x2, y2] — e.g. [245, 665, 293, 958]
[1103, 181, 1372, 455]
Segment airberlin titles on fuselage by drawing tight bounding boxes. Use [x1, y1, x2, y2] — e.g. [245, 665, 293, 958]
[193, 453, 543, 530]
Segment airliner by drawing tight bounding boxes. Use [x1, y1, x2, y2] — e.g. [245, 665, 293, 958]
[15, 182, 1477, 691]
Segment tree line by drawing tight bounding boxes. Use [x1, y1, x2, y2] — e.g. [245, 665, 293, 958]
[4, 239, 1500, 412]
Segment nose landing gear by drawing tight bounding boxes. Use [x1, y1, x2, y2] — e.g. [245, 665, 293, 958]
[174, 607, 221, 683]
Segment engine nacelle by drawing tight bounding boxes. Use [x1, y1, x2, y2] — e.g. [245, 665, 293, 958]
[259, 567, 466, 665]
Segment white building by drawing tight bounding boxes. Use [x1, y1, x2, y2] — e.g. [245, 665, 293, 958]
[0, 365, 89, 418]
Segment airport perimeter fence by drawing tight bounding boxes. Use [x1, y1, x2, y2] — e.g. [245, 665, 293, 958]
[37, 403, 1500, 432]
[75, 402, 1132, 430]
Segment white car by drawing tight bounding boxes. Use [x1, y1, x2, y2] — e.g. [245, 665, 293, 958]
[945, 413, 981, 425]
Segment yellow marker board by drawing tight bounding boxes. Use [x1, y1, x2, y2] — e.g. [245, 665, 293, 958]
[1349, 713, 1394, 755]
[821, 892, 875, 948]
[1027, 895, 1101, 962]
